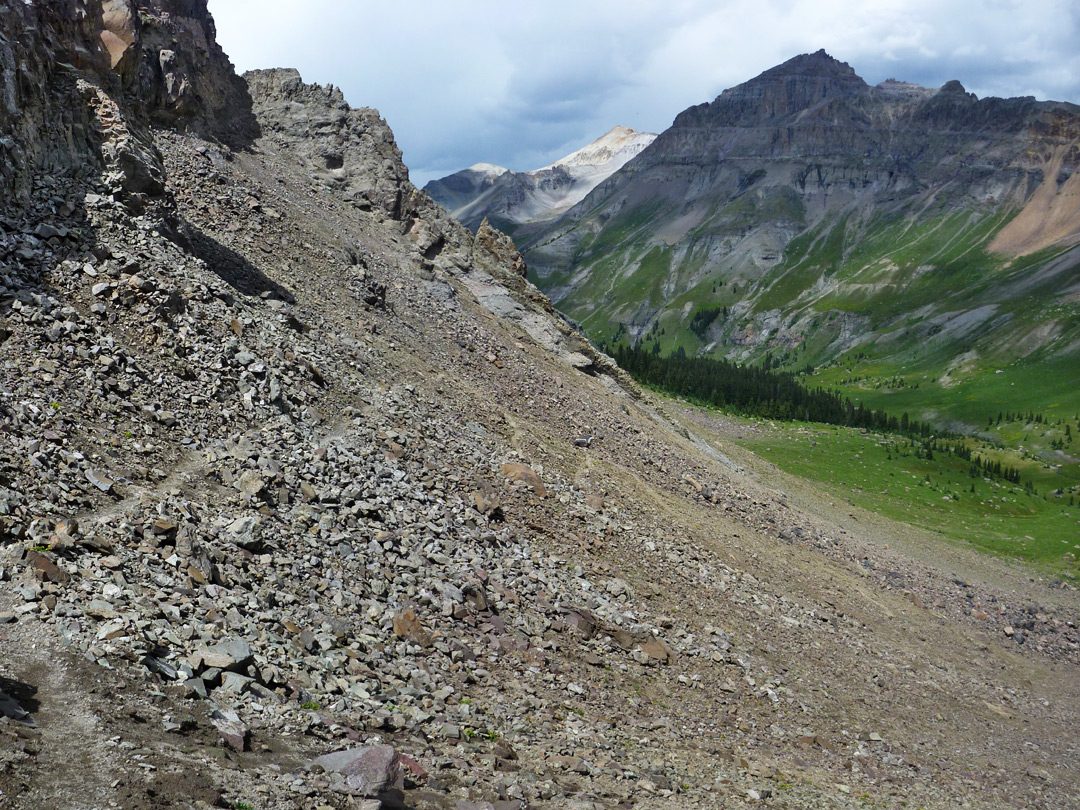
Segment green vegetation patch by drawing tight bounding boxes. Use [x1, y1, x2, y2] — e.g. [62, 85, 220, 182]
[736, 420, 1080, 576]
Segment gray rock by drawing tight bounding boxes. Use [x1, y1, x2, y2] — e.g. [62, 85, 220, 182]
[201, 637, 253, 671]
[142, 655, 179, 680]
[218, 671, 253, 694]
[236, 470, 266, 497]
[226, 516, 261, 549]
[209, 706, 249, 751]
[440, 723, 461, 739]
[34, 223, 64, 239]
[85, 469, 115, 493]
[310, 745, 403, 796]
[0, 689, 36, 727]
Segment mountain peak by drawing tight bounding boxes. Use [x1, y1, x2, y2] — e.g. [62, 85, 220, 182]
[739, 49, 865, 94]
[427, 126, 657, 230]
[761, 49, 859, 79]
[939, 79, 968, 95]
[467, 162, 510, 177]
[679, 50, 868, 128]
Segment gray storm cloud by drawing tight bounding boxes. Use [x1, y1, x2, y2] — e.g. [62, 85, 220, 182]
[210, 0, 1080, 187]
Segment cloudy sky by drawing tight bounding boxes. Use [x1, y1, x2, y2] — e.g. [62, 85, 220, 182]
[211, 0, 1080, 187]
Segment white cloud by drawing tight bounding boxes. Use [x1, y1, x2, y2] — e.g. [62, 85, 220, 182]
[209, 0, 1080, 186]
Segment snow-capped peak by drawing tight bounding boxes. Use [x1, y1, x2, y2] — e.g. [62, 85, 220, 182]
[467, 162, 510, 177]
[540, 126, 657, 172]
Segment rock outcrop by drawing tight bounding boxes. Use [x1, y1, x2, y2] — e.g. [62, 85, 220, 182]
[0, 0, 252, 212]
[240, 67, 619, 376]
[99, 0, 256, 142]
[0, 0, 111, 207]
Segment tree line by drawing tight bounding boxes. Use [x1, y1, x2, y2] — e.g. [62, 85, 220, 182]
[611, 342, 932, 432]
[609, 342, 1025, 485]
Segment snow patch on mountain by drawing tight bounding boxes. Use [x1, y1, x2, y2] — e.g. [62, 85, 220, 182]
[425, 126, 657, 231]
[540, 125, 657, 172]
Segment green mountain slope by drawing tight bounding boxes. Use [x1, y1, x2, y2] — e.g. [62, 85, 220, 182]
[519, 51, 1080, 425]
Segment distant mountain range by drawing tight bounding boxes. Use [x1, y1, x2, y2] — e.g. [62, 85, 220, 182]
[433, 50, 1080, 418]
[424, 126, 656, 232]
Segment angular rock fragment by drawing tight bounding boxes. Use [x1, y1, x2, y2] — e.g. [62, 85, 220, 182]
[393, 607, 433, 647]
[24, 550, 69, 584]
[0, 690, 36, 727]
[85, 469, 115, 493]
[310, 745, 404, 795]
[470, 480, 501, 516]
[499, 462, 545, 496]
[192, 637, 253, 672]
[210, 706, 249, 751]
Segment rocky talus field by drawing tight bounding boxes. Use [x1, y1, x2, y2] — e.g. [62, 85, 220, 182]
[0, 4, 1078, 810]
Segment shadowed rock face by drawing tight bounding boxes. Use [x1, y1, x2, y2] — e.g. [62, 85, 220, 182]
[100, 0, 256, 142]
[0, 0, 109, 206]
[0, 0, 253, 209]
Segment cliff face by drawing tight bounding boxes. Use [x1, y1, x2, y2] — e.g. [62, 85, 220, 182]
[244, 68, 413, 219]
[521, 51, 1080, 379]
[99, 0, 255, 140]
[543, 50, 1079, 230]
[0, 0, 251, 211]
[640, 51, 1065, 202]
[0, 0, 111, 206]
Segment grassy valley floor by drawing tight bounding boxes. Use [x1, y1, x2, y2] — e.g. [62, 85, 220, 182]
[706, 415, 1080, 578]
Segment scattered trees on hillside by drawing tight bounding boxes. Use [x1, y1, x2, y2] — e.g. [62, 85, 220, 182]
[688, 306, 727, 340]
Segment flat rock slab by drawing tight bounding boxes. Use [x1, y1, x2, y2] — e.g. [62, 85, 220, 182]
[84, 468, 114, 492]
[193, 637, 253, 671]
[24, 549, 69, 584]
[311, 745, 403, 795]
[209, 706, 248, 751]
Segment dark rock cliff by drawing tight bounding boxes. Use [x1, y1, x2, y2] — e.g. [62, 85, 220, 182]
[0, 0, 252, 210]
[590, 50, 1080, 211]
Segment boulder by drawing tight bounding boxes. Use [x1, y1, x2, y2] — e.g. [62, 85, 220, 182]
[392, 607, 433, 647]
[499, 462, 545, 496]
[311, 745, 404, 796]
[209, 707, 248, 751]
